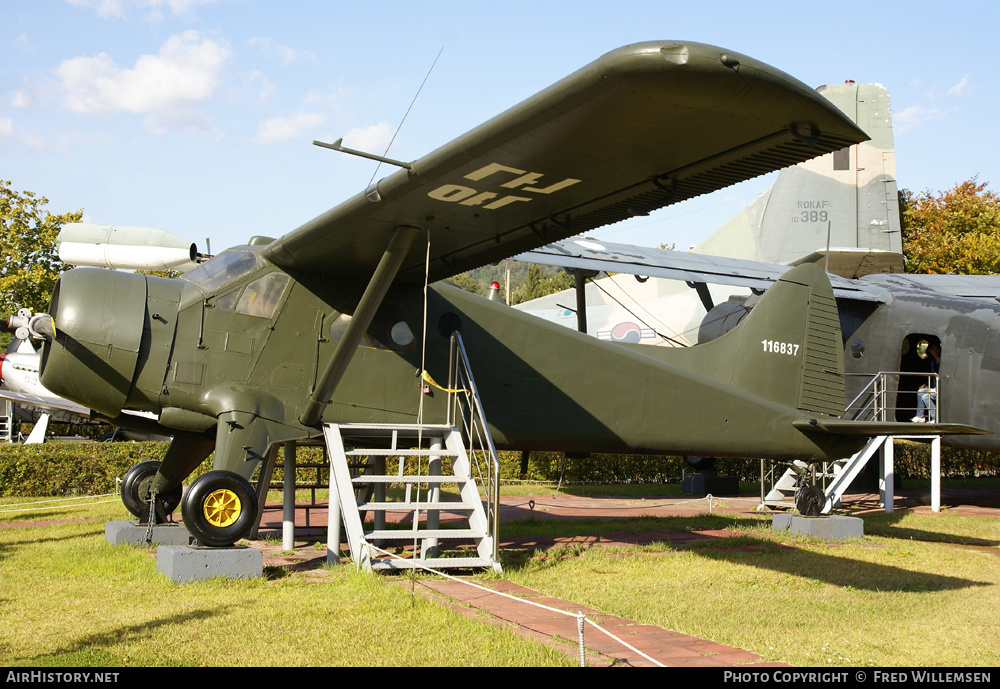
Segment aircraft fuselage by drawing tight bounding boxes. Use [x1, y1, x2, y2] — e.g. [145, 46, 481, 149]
[39, 251, 867, 493]
[839, 283, 1000, 451]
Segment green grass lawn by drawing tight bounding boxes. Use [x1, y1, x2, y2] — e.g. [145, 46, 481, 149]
[0, 497, 572, 667]
[3, 487, 999, 667]
[497, 510, 1000, 666]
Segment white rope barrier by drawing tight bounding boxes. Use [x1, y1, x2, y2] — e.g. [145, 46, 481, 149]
[0, 493, 120, 514]
[510, 493, 765, 515]
[366, 543, 666, 667]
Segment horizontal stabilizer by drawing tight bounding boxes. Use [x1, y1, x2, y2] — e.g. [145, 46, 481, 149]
[792, 418, 989, 436]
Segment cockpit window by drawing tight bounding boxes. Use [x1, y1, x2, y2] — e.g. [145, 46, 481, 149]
[236, 273, 290, 319]
[180, 250, 261, 293]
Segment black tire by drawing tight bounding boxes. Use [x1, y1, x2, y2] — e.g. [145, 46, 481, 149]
[794, 483, 825, 517]
[685, 456, 717, 473]
[181, 471, 258, 547]
[121, 461, 182, 520]
[101, 428, 127, 442]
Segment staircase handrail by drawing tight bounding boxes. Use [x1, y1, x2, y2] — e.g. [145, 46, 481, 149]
[844, 371, 940, 422]
[446, 331, 501, 563]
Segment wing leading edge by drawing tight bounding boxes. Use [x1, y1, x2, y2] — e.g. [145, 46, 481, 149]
[265, 41, 868, 283]
[515, 237, 886, 302]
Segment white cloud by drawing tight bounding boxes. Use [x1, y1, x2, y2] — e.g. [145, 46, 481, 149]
[341, 122, 394, 153]
[892, 105, 946, 134]
[66, 0, 126, 19]
[249, 38, 317, 65]
[21, 132, 49, 153]
[10, 90, 33, 109]
[56, 31, 230, 134]
[13, 34, 36, 54]
[0, 117, 12, 143]
[253, 112, 326, 145]
[246, 70, 275, 105]
[947, 75, 971, 97]
[66, 0, 220, 21]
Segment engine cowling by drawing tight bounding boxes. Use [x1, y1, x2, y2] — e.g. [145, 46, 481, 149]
[39, 268, 171, 418]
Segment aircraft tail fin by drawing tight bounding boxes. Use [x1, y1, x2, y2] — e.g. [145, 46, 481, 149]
[692, 82, 902, 278]
[631, 262, 845, 416]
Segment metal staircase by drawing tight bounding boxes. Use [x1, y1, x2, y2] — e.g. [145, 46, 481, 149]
[324, 332, 502, 573]
[762, 371, 941, 514]
[325, 423, 499, 571]
[763, 437, 888, 513]
[0, 400, 12, 443]
[817, 435, 888, 512]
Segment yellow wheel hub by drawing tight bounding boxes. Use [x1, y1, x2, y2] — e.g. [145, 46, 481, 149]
[203, 488, 241, 528]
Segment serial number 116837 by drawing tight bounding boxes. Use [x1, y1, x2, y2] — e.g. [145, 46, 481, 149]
[762, 340, 800, 356]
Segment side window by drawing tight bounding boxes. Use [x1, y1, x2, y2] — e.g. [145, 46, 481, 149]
[215, 290, 239, 312]
[236, 273, 290, 319]
[327, 305, 416, 352]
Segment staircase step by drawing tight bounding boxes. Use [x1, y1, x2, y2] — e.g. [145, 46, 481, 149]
[345, 449, 459, 457]
[338, 423, 455, 435]
[358, 501, 477, 512]
[365, 529, 482, 541]
[351, 475, 466, 484]
[370, 556, 494, 571]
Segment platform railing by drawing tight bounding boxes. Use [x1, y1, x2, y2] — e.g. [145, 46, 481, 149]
[844, 371, 940, 423]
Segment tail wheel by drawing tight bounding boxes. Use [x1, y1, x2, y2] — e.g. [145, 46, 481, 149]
[181, 471, 258, 547]
[121, 460, 182, 522]
[794, 483, 825, 517]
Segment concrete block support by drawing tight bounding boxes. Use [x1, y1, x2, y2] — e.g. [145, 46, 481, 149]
[105, 521, 190, 547]
[157, 545, 263, 583]
[772, 514, 864, 540]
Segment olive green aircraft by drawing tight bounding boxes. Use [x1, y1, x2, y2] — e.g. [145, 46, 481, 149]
[23, 41, 982, 547]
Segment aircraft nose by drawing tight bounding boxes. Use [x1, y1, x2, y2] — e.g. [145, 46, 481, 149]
[40, 268, 148, 417]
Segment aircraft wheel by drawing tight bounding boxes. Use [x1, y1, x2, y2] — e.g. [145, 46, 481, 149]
[794, 483, 825, 517]
[121, 461, 182, 521]
[181, 471, 258, 547]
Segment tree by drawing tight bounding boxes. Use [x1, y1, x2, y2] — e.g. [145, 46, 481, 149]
[0, 180, 82, 314]
[510, 264, 574, 304]
[448, 273, 485, 296]
[901, 179, 1000, 274]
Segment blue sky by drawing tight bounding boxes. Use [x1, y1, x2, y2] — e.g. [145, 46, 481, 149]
[2, 0, 996, 255]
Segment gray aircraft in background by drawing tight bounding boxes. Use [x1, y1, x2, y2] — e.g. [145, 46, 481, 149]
[516, 81, 904, 350]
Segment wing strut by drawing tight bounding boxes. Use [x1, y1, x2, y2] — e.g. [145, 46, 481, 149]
[573, 269, 598, 334]
[687, 281, 715, 312]
[299, 225, 421, 427]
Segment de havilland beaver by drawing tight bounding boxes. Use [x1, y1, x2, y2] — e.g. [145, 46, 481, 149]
[7, 42, 983, 546]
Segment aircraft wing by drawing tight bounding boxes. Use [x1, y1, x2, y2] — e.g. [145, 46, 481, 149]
[860, 273, 1000, 299]
[264, 41, 868, 283]
[0, 389, 91, 418]
[514, 236, 886, 303]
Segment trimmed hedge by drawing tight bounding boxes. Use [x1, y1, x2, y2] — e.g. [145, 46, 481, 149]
[0, 442, 168, 496]
[1, 440, 995, 497]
